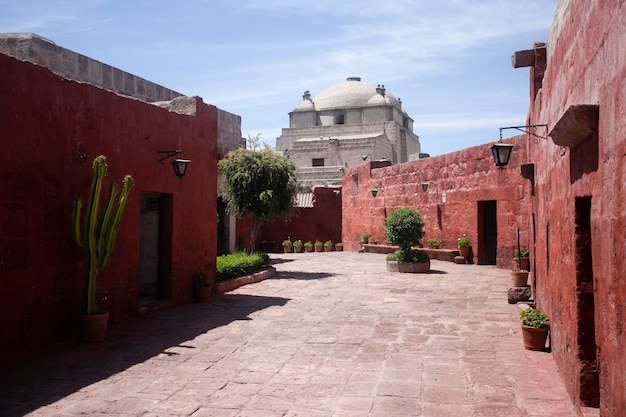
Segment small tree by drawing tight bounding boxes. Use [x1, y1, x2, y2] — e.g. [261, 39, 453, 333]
[219, 147, 297, 253]
[385, 208, 425, 252]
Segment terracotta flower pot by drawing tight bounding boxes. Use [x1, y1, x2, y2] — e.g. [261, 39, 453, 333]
[510, 270, 529, 287]
[459, 246, 470, 258]
[194, 285, 213, 303]
[521, 325, 549, 351]
[294, 245, 303, 253]
[79, 312, 109, 342]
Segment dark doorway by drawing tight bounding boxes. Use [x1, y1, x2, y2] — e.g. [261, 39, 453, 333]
[139, 192, 164, 306]
[574, 197, 600, 408]
[478, 200, 497, 265]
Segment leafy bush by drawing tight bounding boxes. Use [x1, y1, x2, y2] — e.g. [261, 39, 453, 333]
[426, 238, 440, 246]
[293, 240, 302, 246]
[216, 251, 270, 282]
[304, 241, 313, 247]
[314, 240, 323, 247]
[282, 238, 292, 246]
[520, 307, 549, 328]
[386, 249, 430, 263]
[385, 208, 425, 251]
[360, 233, 369, 242]
[324, 240, 333, 247]
[457, 234, 470, 248]
[515, 247, 529, 257]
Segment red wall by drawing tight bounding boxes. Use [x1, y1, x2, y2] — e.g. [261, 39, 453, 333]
[257, 186, 343, 249]
[342, 141, 530, 268]
[525, 1, 626, 414]
[0, 53, 218, 349]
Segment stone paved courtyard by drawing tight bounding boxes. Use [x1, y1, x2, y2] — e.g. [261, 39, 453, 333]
[1, 252, 576, 416]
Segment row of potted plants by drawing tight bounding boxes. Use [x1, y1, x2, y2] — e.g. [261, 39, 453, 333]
[282, 238, 343, 253]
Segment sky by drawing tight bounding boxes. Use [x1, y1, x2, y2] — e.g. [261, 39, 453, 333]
[1, 0, 559, 156]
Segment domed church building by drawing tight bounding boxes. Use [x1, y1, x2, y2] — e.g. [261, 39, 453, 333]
[276, 77, 422, 186]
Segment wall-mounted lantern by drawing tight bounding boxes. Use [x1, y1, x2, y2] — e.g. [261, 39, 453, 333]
[490, 143, 514, 168]
[491, 124, 548, 168]
[421, 182, 429, 192]
[371, 189, 378, 197]
[158, 150, 190, 179]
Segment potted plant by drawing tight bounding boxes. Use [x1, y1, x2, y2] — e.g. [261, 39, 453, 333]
[314, 239, 324, 252]
[71, 155, 134, 342]
[369, 237, 379, 244]
[358, 233, 368, 250]
[510, 269, 530, 287]
[293, 239, 303, 253]
[193, 273, 213, 302]
[520, 307, 549, 351]
[335, 242, 343, 251]
[385, 208, 429, 273]
[304, 241, 314, 252]
[513, 247, 530, 271]
[323, 240, 333, 252]
[282, 238, 292, 253]
[425, 238, 441, 249]
[457, 234, 470, 258]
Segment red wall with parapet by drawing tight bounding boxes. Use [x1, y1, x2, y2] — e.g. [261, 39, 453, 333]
[0, 53, 218, 349]
[342, 141, 530, 269]
[524, 0, 626, 414]
[257, 186, 342, 250]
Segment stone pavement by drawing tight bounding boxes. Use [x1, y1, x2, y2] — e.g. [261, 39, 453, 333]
[1, 252, 577, 417]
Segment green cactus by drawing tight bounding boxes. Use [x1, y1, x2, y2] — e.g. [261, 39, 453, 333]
[72, 155, 134, 315]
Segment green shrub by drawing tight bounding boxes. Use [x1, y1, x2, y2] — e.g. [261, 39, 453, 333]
[303, 241, 313, 247]
[282, 238, 292, 246]
[216, 251, 270, 282]
[385, 208, 425, 251]
[457, 234, 470, 248]
[515, 247, 529, 257]
[386, 249, 429, 263]
[520, 307, 549, 328]
[314, 240, 323, 247]
[293, 239, 302, 246]
[324, 240, 333, 247]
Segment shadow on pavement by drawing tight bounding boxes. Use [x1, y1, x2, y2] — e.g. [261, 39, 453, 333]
[273, 271, 334, 280]
[0, 293, 289, 417]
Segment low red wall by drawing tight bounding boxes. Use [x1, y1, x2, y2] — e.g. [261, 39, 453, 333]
[0, 53, 218, 349]
[342, 141, 530, 269]
[257, 186, 342, 250]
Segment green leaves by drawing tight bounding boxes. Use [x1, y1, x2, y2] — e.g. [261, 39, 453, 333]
[385, 208, 425, 251]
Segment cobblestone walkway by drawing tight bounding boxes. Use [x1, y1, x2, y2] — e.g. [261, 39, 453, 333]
[1, 252, 576, 416]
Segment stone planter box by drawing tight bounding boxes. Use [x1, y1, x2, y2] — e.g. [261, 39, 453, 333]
[215, 267, 277, 293]
[386, 260, 431, 273]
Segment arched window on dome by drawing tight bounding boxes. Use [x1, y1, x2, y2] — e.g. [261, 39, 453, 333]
[335, 113, 345, 125]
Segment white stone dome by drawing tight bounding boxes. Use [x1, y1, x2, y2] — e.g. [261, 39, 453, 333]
[308, 77, 400, 111]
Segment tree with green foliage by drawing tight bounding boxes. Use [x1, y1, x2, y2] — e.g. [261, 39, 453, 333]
[218, 147, 298, 253]
[385, 208, 425, 252]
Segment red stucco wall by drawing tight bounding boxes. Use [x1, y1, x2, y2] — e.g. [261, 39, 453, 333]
[257, 186, 343, 250]
[0, 53, 218, 349]
[342, 141, 530, 269]
[525, 1, 626, 415]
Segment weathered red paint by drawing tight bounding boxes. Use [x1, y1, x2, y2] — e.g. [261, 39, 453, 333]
[342, 140, 530, 269]
[0, 53, 218, 349]
[525, 1, 626, 415]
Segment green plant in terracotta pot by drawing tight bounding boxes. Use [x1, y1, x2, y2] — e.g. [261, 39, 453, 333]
[520, 307, 549, 351]
[304, 241, 313, 252]
[293, 239, 303, 253]
[282, 238, 292, 253]
[193, 273, 213, 302]
[323, 240, 333, 251]
[71, 155, 134, 342]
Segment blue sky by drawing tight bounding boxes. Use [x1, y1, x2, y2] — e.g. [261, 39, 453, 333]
[1, 0, 558, 156]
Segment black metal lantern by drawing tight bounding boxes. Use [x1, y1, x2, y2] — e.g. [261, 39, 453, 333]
[171, 158, 190, 178]
[490, 143, 514, 168]
[158, 150, 191, 179]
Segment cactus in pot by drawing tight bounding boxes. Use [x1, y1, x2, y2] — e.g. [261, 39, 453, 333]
[72, 155, 134, 316]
